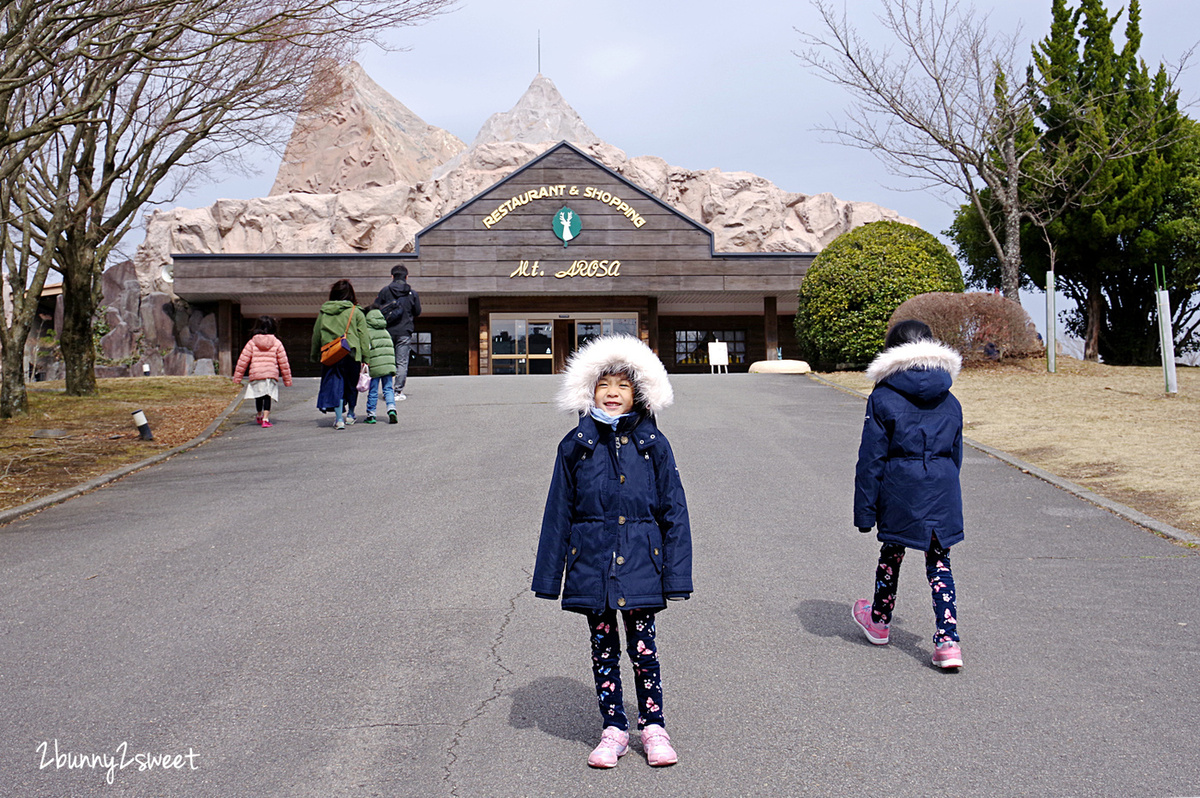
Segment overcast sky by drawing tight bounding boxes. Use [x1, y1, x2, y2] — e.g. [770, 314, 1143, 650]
[167, 0, 1200, 258]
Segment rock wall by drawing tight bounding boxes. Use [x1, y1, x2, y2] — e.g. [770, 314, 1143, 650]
[140, 139, 915, 284]
[97, 260, 217, 377]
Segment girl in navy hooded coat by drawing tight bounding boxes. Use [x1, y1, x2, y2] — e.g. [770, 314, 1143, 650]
[533, 335, 692, 769]
[852, 320, 965, 670]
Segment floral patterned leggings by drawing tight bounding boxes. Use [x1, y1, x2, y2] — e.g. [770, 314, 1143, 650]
[871, 541, 960, 644]
[585, 608, 664, 731]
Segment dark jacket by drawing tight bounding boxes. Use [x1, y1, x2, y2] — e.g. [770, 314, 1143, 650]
[532, 412, 693, 614]
[854, 340, 964, 550]
[374, 279, 421, 338]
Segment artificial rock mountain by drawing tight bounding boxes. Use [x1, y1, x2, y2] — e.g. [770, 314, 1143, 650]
[270, 61, 466, 195]
[134, 67, 915, 294]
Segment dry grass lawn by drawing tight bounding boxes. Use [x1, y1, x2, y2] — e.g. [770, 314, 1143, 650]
[816, 357, 1200, 539]
[0, 377, 239, 513]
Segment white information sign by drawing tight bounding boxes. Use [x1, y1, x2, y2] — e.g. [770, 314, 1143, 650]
[708, 341, 729, 374]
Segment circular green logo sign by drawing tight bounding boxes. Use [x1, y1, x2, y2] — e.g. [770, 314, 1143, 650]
[552, 206, 582, 247]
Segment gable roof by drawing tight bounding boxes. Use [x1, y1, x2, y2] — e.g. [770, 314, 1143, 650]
[410, 140, 715, 254]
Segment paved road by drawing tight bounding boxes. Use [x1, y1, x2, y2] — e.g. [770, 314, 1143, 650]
[1, 374, 1197, 797]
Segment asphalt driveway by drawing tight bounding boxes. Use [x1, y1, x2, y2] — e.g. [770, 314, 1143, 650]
[1, 373, 1196, 797]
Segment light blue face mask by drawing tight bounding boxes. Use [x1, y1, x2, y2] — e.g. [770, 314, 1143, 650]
[590, 407, 636, 429]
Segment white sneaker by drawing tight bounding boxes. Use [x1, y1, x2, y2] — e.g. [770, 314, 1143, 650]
[334, 420, 345, 430]
[396, 393, 407, 401]
[345, 415, 356, 425]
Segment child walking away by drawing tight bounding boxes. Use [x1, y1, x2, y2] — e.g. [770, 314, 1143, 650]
[363, 305, 398, 424]
[233, 316, 293, 428]
[853, 320, 964, 669]
[532, 335, 693, 769]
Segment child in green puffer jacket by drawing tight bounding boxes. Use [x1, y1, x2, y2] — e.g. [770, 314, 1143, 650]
[364, 306, 399, 424]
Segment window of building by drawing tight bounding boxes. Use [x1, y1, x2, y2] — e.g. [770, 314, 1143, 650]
[412, 332, 432, 368]
[674, 329, 747, 366]
[575, 317, 638, 350]
[575, 321, 603, 350]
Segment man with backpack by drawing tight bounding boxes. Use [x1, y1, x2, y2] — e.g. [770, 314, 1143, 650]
[374, 264, 422, 401]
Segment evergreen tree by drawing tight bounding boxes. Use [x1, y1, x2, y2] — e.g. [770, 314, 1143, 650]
[948, 0, 1188, 364]
[1035, 0, 1184, 363]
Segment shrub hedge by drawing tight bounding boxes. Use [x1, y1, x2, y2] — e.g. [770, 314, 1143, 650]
[794, 221, 964, 368]
[888, 292, 1042, 361]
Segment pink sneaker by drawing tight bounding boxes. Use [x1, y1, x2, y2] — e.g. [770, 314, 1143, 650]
[260, 420, 273, 428]
[852, 599, 889, 645]
[641, 724, 677, 767]
[932, 640, 963, 669]
[587, 727, 628, 768]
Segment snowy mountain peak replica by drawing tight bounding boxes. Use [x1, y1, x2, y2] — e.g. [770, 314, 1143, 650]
[270, 61, 466, 194]
[475, 73, 601, 149]
[431, 74, 601, 181]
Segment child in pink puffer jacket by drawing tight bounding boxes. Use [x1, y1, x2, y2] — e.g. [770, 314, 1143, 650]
[233, 316, 294, 428]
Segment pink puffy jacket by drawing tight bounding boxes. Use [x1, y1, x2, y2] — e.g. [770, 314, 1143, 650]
[233, 334, 293, 386]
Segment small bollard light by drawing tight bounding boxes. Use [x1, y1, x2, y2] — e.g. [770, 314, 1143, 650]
[131, 410, 154, 440]
[142, 363, 151, 376]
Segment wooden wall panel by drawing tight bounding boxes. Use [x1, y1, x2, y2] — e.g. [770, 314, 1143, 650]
[656, 314, 764, 374]
[778, 315, 801, 361]
[410, 317, 470, 377]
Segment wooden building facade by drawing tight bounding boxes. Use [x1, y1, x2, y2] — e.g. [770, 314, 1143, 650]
[173, 142, 815, 377]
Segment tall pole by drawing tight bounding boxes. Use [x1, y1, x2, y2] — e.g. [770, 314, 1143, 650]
[1046, 270, 1056, 373]
[1155, 262, 1178, 395]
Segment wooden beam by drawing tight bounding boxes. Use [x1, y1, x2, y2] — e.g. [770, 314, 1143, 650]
[647, 296, 659, 355]
[468, 297, 480, 375]
[763, 295, 778, 361]
[217, 300, 234, 376]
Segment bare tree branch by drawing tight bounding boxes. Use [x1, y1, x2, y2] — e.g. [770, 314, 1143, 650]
[795, 0, 1185, 315]
[797, 0, 1037, 298]
[0, 0, 457, 413]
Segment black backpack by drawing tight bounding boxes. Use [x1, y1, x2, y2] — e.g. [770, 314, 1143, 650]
[379, 295, 406, 326]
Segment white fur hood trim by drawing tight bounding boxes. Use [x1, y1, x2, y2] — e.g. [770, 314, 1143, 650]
[866, 340, 962, 385]
[556, 335, 674, 413]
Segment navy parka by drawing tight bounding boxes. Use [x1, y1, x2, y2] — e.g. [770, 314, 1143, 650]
[532, 412, 693, 613]
[853, 342, 964, 551]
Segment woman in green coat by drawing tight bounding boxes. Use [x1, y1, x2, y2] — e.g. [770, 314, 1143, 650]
[311, 279, 370, 430]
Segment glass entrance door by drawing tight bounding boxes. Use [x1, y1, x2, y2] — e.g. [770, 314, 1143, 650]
[526, 321, 553, 374]
[490, 317, 554, 374]
[489, 314, 638, 374]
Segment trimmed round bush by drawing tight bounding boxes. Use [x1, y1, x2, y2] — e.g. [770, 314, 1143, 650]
[794, 221, 964, 368]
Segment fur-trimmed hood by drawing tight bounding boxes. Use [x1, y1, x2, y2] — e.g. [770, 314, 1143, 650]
[556, 335, 674, 414]
[867, 340, 962, 384]
[866, 340, 961, 403]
